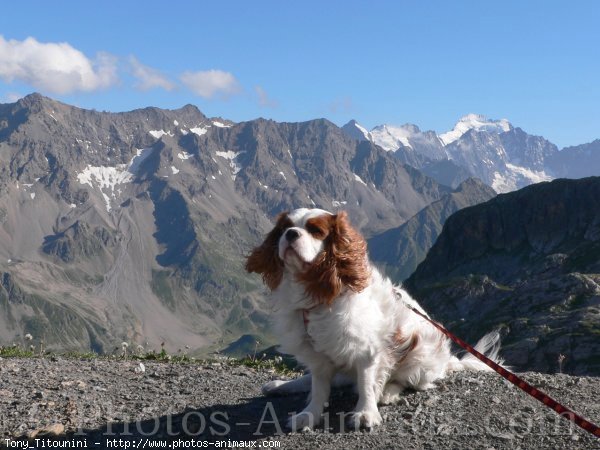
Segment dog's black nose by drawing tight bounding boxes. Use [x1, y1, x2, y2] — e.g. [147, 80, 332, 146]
[285, 229, 300, 243]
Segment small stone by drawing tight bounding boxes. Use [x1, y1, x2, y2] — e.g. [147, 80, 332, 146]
[27, 423, 65, 438]
[424, 395, 439, 406]
[436, 424, 452, 435]
[134, 362, 146, 374]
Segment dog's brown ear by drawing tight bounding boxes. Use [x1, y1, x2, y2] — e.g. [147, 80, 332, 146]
[298, 211, 370, 305]
[330, 211, 370, 294]
[245, 212, 290, 290]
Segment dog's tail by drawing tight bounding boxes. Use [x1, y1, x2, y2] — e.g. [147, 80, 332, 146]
[447, 329, 504, 372]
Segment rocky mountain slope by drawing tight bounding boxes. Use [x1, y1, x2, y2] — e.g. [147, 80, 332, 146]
[343, 115, 599, 193]
[548, 139, 600, 179]
[369, 178, 496, 281]
[0, 93, 458, 354]
[1, 356, 599, 449]
[405, 177, 600, 376]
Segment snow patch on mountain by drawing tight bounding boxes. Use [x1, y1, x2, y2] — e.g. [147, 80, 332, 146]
[77, 148, 153, 212]
[440, 114, 512, 146]
[345, 121, 373, 142]
[353, 122, 371, 139]
[77, 166, 131, 211]
[149, 130, 174, 139]
[353, 173, 367, 186]
[216, 150, 245, 180]
[370, 124, 420, 150]
[190, 126, 209, 136]
[492, 163, 553, 193]
[215, 150, 241, 160]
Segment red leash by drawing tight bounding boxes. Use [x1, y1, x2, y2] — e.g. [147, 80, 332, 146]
[405, 303, 600, 438]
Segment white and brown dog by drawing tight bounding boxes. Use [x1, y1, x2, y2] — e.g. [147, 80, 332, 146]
[246, 208, 501, 430]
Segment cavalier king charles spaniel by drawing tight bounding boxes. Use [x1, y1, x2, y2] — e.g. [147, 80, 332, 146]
[246, 208, 502, 430]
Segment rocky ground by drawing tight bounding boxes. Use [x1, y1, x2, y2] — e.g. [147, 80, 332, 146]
[0, 356, 599, 449]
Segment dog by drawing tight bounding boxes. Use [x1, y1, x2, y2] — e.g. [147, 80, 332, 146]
[246, 208, 502, 430]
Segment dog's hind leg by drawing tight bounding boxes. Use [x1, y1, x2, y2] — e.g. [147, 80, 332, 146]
[262, 372, 353, 396]
[380, 381, 405, 405]
[262, 374, 312, 395]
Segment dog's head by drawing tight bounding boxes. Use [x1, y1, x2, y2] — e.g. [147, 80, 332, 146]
[246, 208, 370, 304]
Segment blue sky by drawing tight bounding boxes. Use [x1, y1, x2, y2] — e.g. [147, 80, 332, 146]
[1, 1, 598, 148]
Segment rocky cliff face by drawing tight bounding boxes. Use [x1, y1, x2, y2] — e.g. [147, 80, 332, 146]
[0, 94, 456, 353]
[405, 177, 600, 375]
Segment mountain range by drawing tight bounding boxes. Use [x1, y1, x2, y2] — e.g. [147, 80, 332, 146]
[0, 93, 487, 354]
[342, 114, 600, 192]
[0, 93, 599, 373]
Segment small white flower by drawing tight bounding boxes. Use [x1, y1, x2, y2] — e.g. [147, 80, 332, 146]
[121, 342, 129, 348]
[25, 334, 33, 341]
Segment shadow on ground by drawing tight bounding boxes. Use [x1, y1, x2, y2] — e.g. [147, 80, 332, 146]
[19, 387, 369, 446]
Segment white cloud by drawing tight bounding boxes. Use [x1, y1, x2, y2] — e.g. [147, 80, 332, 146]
[180, 69, 241, 99]
[4, 92, 23, 102]
[255, 85, 278, 108]
[328, 96, 354, 114]
[0, 35, 118, 95]
[129, 56, 175, 91]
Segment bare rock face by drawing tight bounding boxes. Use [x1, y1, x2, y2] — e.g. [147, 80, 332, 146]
[0, 94, 458, 354]
[42, 221, 117, 263]
[406, 177, 600, 375]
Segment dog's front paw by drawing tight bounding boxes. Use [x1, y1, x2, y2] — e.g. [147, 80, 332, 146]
[347, 409, 383, 429]
[261, 380, 287, 396]
[286, 412, 320, 431]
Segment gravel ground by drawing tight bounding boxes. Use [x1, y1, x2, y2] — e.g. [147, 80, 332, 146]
[0, 356, 599, 449]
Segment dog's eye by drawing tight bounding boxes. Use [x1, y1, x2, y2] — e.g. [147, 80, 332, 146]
[306, 223, 323, 236]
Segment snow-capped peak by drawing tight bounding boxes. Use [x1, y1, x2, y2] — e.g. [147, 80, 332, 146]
[352, 121, 371, 140]
[370, 124, 421, 151]
[439, 114, 512, 146]
[341, 120, 373, 142]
